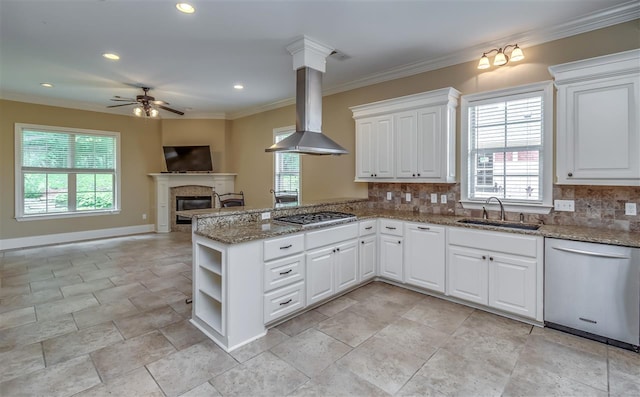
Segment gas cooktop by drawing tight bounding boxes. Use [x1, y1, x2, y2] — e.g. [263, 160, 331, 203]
[272, 211, 357, 228]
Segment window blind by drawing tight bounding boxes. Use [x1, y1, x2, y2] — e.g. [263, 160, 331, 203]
[274, 132, 300, 192]
[467, 94, 544, 203]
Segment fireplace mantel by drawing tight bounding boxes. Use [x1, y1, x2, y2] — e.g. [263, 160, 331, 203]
[149, 173, 237, 233]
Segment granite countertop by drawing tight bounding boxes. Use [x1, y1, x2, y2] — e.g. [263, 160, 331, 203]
[193, 206, 640, 248]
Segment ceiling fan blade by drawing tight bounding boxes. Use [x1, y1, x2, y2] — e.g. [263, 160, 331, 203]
[153, 100, 168, 105]
[110, 98, 136, 102]
[107, 103, 137, 108]
[158, 105, 184, 116]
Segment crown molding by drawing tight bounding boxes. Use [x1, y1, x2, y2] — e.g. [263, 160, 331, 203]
[227, 96, 296, 120]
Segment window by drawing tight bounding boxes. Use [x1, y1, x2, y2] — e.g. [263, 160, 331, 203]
[273, 126, 300, 196]
[15, 124, 120, 220]
[461, 82, 553, 213]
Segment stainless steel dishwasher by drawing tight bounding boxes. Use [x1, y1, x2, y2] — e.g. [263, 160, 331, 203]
[545, 238, 640, 351]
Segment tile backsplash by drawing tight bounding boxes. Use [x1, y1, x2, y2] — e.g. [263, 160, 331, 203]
[368, 183, 640, 232]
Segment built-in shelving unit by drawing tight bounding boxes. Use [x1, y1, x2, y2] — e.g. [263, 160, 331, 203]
[194, 241, 224, 335]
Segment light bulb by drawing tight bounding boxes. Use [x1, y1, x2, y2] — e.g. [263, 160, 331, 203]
[493, 50, 508, 66]
[510, 46, 524, 62]
[176, 3, 195, 13]
[477, 55, 490, 69]
[133, 107, 143, 117]
[150, 108, 159, 118]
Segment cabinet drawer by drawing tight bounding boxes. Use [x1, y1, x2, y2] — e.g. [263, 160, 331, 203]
[380, 219, 403, 236]
[264, 281, 305, 324]
[264, 234, 305, 261]
[306, 223, 358, 250]
[359, 220, 377, 236]
[264, 254, 305, 293]
[448, 227, 538, 257]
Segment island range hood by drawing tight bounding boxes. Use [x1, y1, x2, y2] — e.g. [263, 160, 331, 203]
[266, 37, 348, 155]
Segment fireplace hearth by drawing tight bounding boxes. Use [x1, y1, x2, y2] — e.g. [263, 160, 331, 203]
[176, 195, 212, 224]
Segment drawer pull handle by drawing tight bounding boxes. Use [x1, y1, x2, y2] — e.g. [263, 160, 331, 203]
[579, 317, 597, 324]
[280, 299, 292, 306]
[280, 244, 293, 250]
[279, 269, 292, 275]
[385, 226, 397, 230]
[365, 226, 373, 230]
[418, 226, 430, 230]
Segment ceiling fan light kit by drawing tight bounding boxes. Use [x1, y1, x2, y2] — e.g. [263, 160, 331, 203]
[107, 86, 184, 117]
[477, 44, 524, 69]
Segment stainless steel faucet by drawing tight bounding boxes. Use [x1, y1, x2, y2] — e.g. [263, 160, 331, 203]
[485, 196, 505, 221]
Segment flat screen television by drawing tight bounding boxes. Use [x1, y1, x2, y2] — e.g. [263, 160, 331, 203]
[163, 146, 213, 172]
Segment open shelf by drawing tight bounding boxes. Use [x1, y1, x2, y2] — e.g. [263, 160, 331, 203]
[197, 243, 222, 275]
[195, 290, 223, 335]
[199, 267, 222, 301]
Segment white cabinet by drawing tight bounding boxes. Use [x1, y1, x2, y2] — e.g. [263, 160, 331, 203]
[359, 235, 377, 281]
[355, 116, 394, 179]
[335, 240, 359, 292]
[550, 49, 640, 186]
[351, 87, 459, 183]
[447, 227, 543, 321]
[447, 245, 488, 305]
[379, 219, 404, 282]
[306, 246, 335, 305]
[404, 223, 445, 293]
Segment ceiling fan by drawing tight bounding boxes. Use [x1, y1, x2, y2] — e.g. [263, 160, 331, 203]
[107, 87, 184, 117]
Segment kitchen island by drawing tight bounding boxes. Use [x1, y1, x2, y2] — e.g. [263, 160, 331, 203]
[183, 199, 640, 352]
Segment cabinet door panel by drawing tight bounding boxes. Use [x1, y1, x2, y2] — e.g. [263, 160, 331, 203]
[488, 254, 536, 318]
[447, 246, 488, 305]
[359, 235, 377, 281]
[405, 224, 445, 292]
[306, 247, 335, 305]
[335, 240, 359, 293]
[375, 117, 394, 178]
[356, 120, 375, 179]
[380, 235, 403, 282]
[417, 107, 442, 178]
[395, 111, 417, 178]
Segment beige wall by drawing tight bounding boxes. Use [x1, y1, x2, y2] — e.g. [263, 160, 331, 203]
[0, 100, 163, 239]
[0, 20, 638, 241]
[229, 20, 640, 207]
[161, 118, 230, 172]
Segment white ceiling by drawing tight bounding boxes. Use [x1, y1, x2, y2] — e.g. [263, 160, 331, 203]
[0, 0, 637, 119]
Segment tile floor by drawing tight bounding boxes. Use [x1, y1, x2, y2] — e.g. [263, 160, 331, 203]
[1, 232, 638, 397]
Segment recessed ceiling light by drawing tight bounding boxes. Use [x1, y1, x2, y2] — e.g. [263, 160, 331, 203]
[234, 84, 244, 90]
[176, 3, 195, 14]
[40, 82, 54, 88]
[102, 53, 120, 60]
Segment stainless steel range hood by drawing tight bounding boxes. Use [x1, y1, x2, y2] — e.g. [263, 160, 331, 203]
[265, 37, 348, 155]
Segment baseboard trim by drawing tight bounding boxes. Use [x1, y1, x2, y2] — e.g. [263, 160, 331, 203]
[0, 224, 155, 251]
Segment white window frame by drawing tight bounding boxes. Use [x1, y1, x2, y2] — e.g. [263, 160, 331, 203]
[273, 125, 301, 201]
[460, 81, 554, 214]
[14, 123, 121, 221]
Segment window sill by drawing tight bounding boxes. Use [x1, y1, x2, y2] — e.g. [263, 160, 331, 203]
[16, 210, 121, 222]
[460, 200, 552, 215]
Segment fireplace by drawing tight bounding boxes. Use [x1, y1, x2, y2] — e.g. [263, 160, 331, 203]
[176, 195, 212, 224]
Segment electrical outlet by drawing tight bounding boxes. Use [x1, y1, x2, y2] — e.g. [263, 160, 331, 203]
[430, 193, 438, 203]
[142, 213, 147, 220]
[387, 192, 392, 200]
[441, 194, 447, 204]
[405, 193, 412, 202]
[261, 212, 271, 220]
[554, 199, 575, 212]
[625, 202, 637, 216]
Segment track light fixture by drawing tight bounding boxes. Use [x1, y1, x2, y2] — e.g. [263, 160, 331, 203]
[478, 44, 524, 70]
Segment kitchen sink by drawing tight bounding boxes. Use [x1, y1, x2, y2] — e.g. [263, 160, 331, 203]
[457, 218, 541, 231]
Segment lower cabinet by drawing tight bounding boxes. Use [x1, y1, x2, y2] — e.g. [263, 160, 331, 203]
[359, 234, 377, 281]
[404, 223, 445, 293]
[306, 239, 359, 306]
[447, 227, 542, 321]
[379, 235, 403, 282]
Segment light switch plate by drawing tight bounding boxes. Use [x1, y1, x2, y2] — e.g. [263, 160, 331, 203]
[430, 193, 438, 203]
[386, 192, 392, 201]
[405, 193, 412, 202]
[441, 194, 447, 204]
[625, 202, 637, 216]
[554, 199, 575, 212]
[261, 212, 271, 220]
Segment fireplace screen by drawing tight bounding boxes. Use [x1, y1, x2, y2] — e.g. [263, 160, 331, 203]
[176, 196, 212, 224]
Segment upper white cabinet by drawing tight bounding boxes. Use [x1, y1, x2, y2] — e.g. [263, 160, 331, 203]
[550, 49, 640, 186]
[355, 115, 394, 179]
[351, 87, 460, 183]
